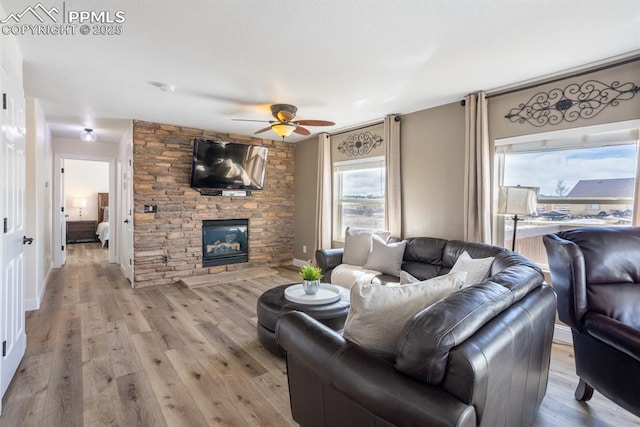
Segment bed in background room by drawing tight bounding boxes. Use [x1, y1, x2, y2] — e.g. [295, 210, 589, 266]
[96, 192, 109, 247]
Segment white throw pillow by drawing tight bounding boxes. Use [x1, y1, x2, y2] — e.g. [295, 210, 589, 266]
[363, 235, 406, 277]
[343, 271, 467, 359]
[450, 251, 494, 286]
[343, 228, 391, 266]
[331, 264, 381, 289]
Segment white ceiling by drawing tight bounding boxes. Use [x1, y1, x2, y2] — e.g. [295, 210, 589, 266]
[2, 0, 640, 144]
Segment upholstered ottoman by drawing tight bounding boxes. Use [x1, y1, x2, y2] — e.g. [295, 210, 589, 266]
[256, 283, 350, 356]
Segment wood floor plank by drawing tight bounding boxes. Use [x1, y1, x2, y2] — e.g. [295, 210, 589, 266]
[130, 330, 209, 427]
[2, 243, 639, 427]
[0, 351, 51, 426]
[197, 321, 268, 380]
[104, 320, 144, 379]
[82, 356, 124, 426]
[165, 348, 251, 426]
[116, 370, 168, 427]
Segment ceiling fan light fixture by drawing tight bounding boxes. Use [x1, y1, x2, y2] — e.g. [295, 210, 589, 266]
[80, 128, 97, 142]
[271, 122, 296, 138]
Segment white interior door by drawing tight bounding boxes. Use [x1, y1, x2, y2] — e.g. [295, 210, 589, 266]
[122, 154, 133, 284]
[1, 60, 27, 400]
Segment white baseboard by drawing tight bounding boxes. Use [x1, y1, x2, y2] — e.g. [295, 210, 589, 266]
[292, 258, 313, 268]
[25, 268, 52, 312]
[25, 297, 39, 312]
[553, 324, 573, 345]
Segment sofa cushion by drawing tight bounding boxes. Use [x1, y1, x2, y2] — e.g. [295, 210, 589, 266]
[363, 235, 406, 276]
[343, 228, 391, 266]
[343, 271, 467, 359]
[331, 264, 380, 289]
[450, 251, 494, 286]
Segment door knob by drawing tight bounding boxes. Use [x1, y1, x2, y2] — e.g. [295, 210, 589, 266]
[124, 219, 130, 223]
[23, 236, 34, 245]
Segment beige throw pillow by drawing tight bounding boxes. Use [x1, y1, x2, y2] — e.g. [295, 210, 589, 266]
[363, 235, 406, 276]
[450, 251, 494, 286]
[343, 228, 391, 266]
[343, 271, 467, 359]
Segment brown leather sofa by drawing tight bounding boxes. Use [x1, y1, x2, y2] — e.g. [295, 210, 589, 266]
[276, 237, 557, 427]
[544, 227, 640, 417]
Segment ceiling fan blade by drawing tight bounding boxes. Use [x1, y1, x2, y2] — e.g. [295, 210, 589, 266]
[255, 126, 273, 134]
[293, 120, 335, 127]
[293, 126, 311, 136]
[232, 119, 274, 123]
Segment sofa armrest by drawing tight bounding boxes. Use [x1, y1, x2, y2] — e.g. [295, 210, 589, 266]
[315, 248, 344, 282]
[583, 312, 640, 362]
[543, 233, 587, 330]
[396, 282, 515, 384]
[276, 311, 476, 427]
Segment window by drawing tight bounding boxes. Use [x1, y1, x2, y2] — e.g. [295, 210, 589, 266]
[495, 122, 639, 265]
[333, 157, 385, 242]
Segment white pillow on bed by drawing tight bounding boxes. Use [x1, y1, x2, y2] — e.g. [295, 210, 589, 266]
[102, 207, 109, 222]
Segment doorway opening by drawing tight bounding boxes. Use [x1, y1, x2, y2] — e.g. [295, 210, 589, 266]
[53, 154, 117, 267]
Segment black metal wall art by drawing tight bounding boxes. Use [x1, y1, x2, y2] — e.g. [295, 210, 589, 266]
[337, 132, 383, 157]
[505, 80, 639, 127]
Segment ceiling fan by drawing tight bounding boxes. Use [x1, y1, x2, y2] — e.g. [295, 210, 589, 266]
[233, 104, 335, 139]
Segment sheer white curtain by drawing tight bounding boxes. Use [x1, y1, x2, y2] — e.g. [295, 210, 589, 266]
[314, 133, 332, 252]
[384, 115, 402, 238]
[463, 92, 492, 243]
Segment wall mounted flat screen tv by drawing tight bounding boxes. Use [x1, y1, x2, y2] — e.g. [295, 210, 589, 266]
[190, 139, 268, 192]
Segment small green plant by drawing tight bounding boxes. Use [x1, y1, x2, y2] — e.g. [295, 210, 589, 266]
[299, 264, 323, 281]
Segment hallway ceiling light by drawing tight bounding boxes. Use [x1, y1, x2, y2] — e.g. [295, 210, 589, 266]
[80, 128, 97, 142]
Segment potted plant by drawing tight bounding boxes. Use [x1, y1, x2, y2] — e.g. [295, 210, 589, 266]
[299, 264, 323, 295]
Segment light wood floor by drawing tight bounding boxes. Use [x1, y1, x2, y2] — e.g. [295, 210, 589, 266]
[1, 243, 638, 426]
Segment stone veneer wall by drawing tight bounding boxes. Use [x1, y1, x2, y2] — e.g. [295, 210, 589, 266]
[132, 120, 295, 288]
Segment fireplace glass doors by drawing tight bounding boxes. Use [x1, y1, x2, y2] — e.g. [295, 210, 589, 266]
[201, 219, 249, 267]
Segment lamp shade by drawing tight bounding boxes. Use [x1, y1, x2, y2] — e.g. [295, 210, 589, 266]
[271, 123, 296, 138]
[498, 186, 538, 216]
[72, 198, 88, 208]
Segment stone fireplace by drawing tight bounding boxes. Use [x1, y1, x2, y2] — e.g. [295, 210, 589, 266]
[132, 121, 294, 288]
[202, 219, 249, 267]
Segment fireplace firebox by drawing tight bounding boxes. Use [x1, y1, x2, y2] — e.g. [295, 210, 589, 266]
[202, 219, 249, 267]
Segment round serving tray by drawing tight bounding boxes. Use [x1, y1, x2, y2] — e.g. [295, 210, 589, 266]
[284, 283, 342, 305]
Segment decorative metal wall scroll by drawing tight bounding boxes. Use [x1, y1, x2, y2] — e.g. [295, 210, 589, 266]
[505, 80, 640, 127]
[336, 131, 384, 157]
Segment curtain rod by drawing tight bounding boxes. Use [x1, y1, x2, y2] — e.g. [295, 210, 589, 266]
[486, 55, 640, 100]
[329, 120, 384, 137]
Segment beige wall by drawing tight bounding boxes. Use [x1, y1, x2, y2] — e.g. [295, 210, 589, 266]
[293, 101, 466, 260]
[401, 102, 466, 239]
[293, 137, 318, 262]
[24, 97, 53, 311]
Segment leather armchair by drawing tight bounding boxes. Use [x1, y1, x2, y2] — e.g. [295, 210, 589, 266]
[543, 226, 640, 416]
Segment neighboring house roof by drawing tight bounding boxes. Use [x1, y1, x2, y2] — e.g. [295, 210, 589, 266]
[566, 178, 635, 198]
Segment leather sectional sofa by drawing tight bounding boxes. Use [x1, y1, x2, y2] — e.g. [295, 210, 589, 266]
[276, 237, 557, 427]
